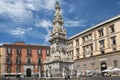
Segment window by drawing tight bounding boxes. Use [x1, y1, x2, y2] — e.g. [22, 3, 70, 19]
[112, 47, 116, 52]
[88, 34, 92, 40]
[27, 57, 31, 64]
[38, 58, 41, 64]
[76, 48, 79, 58]
[82, 34, 92, 42]
[16, 57, 21, 64]
[111, 36, 116, 45]
[113, 60, 117, 68]
[84, 64, 86, 68]
[27, 48, 32, 55]
[99, 40, 105, 48]
[109, 24, 115, 33]
[46, 50, 50, 56]
[6, 48, 12, 55]
[6, 57, 12, 64]
[38, 49, 42, 55]
[83, 44, 93, 57]
[70, 50, 73, 59]
[68, 41, 73, 48]
[7, 65, 11, 73]
[98, 29, 104, 37]
[16, 48, 21, 55]
[83, 44, 93, 52]
[76, 39, 79, 46]
[16, 66, 21, 72]
[91, 63, 95, 69]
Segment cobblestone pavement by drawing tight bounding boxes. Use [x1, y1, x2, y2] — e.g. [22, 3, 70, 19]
[1, 77, 120, 80]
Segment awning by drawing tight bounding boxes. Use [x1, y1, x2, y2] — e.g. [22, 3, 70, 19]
[112, 68, 120, 72]
[102, 69, 112, 72]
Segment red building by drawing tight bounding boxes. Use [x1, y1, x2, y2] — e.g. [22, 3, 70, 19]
[2, 42, 50, 77]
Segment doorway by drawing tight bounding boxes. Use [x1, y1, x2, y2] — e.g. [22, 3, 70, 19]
[26, 68, 32, 77]
[101, 62, 107, 76]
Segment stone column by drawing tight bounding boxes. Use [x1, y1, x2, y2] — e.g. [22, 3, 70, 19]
[39, 66, 41, 78]
[62, 68, 65, 78]
[48, 70, 50, 78]
[44, 71, 46, 78]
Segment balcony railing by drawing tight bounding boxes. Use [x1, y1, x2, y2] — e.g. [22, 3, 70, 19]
[6, 61, 12, 65]
[23, 62, 35, 65]
[16, 61, 22, 65]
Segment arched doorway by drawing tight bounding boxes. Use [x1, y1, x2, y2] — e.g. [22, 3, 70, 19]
[101, 62, 107, 76]
[26, 68, 31, 77]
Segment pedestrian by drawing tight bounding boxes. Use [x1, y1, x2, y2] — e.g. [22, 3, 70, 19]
[68, 75, 70, 80]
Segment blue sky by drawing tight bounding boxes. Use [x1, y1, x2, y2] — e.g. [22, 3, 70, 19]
[0, 0, 120, 45]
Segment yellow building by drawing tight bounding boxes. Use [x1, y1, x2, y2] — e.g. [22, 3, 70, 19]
[67, 15, 120, 76]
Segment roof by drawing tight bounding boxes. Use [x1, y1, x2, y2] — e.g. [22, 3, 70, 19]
[69, 14, 120, 40]
[2, 42, 50, 48]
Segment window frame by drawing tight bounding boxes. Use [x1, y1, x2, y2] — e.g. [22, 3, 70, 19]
[16, 48, 21, 55]
[16, 57, 21, 65]
[109, 24, 115, 33]
[46, 49, 50, 56]
[6, 48, 12, 55]
[113, 60, 117, 68]
[27, 48, 32, 55]
[111, 36, 116, 46]
[27, 57, 31, 64]
[37, 49, 42, 55]
[98, 29, 104, 37]
[16, 65, 21, 73]
[99, 40, 105, 48]
[6, 57, 12, 64]
[7, 65, 11, 73]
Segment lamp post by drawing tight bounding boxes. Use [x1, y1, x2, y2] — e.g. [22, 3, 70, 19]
[84, 64, 86, 76]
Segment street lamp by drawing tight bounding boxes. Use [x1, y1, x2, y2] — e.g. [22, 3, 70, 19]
[84, 64, 86, 76]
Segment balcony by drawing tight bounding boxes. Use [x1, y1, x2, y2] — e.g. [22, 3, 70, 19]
[23, 62, 35, 65]
[16, 53, 21, 56]
[7, 53, 12, 56]
[6, 61, 12, 65]
[16, 61, 22, 65]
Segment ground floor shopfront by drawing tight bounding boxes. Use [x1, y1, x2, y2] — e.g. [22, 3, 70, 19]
[2, 65, 42, 78]
[74, 51, 120, 77]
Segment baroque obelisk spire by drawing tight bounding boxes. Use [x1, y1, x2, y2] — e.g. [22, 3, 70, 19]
[44, 1, 73, 78]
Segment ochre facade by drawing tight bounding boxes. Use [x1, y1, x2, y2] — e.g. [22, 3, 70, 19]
[67, 15, 120, 76]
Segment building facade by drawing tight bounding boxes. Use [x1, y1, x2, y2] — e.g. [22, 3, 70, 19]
[67, 15, 120, 76]
[2, 42, 50, 77]
[44, 2, 73, 78]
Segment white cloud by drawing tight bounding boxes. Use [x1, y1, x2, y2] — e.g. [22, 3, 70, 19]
[40, 0, 57, 10]
[35, 18, 87, 44]
[0, 0, 33, 21]
[36, 19, 52, 28]
[35, 19, 53, 44]
[0, 0, 62, 22]
[9, 27, 33, 36]
[9, 28, 25, 35]
[65, 19, 87, 27]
